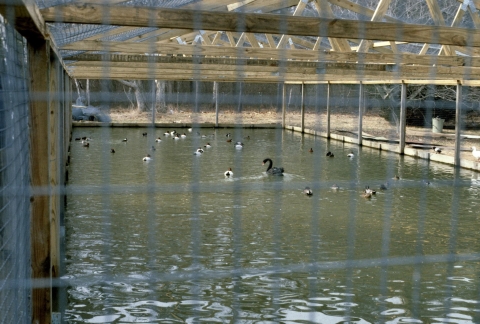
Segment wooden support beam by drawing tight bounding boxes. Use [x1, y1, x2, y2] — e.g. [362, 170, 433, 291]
[455, 81, 462, 166]
[41, 4, 480, 47]
[215, 81, 219, 127]
[356, 0, 392, 53]
[399, 82, 407, 154]
[301, 82, 305, 133]
[282, 83, 286, 128]
[358, 82, 364, 146]
[28, 39, 52, 324]
[326, 82, 331, 137]
[425, 0, 454, 55]
[313, 0, 351, 52]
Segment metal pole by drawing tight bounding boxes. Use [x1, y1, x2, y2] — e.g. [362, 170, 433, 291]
[454, 81, 462, 166]
[301, 82, 305, 133]
[358, 82, 364, 146]
[399, 82, 407, 154]
[326, 82, 331, 138]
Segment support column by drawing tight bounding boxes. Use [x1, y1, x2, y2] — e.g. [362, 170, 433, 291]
[28, 39, 52, 324]
[214, 81, 219, 127]
[301, 82, 305, 133]
[399, 82, 407, 154]
[358, 82, 364, 146]
[454, 81, 462, 166]
[282, 83, 286, 128]
[326, 82, 331, 138]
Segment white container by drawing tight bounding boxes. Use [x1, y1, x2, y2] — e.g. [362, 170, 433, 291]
[432, 117, 445, 133]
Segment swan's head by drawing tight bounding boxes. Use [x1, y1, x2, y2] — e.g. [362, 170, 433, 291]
[262, 158, 271, 165]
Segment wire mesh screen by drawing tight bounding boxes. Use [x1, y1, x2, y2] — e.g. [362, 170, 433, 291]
[3, 0, 480, 322]
[0, 17, 32, 323]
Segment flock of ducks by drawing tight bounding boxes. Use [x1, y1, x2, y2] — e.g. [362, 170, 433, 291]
[433, 145, 480, 161]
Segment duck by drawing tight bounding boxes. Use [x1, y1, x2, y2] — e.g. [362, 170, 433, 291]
[110, 148, 115, 153]
[303, 187, 313, 196]
[188, 127, 193, 132]
[308, 148, 313, 153]
[433, 146, 442, 154]
[142, 132, 147, 137]
[224, 168, 233, 178]
[82, 142, 89, 147]
[204, 143, 212, 148]
[151, 146, 156, 151]
[393, 175, 400, 180]
[364, 186, 376, 195]
[226, 139, 232, 143]
[173, 134, 180, 140]
[244, 135, 250, 140]
[380, 183, 388, 190]
[326, 151, 334, 157]
[362, 191, 372, 199]
[155, 137, 162, 142]
[331, 184, 339, 190]
[472, 146, 480, 161]
[194, 148, 204, 155]
[262, 158, 284, 176]
[226, 133, 231, 137]
[143, 154, 152, 161]
[347, 151, 354, 158]
[181, 133, 187, 138]
[122, 138, 128, 142]
[74, 137, 81, 141]
[164, 131, 171, 136]
[234, 142, 244, 149]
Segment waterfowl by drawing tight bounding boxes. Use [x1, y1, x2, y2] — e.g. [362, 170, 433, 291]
[151, 146, 156, 151]
[393, 175, 400, 180]
[262, 158, 284, 176]
[224, 168, 233, 178]
[433, 146, 442, 154]
[194, 148, 204, 155]
[188, 127, 193, 132]
[155, 138, 162, 142]
[74, 137, 81, 141]
[244, 135, 250, 140]
[380, 183, 388, 190]
[364, 186, 376, 195]
[81, 136, 87, 140]
[122, 138, 128, 142]
[226, 139, 232, 143]
[110, 148, 115, 153]
[181, 133, 187, 138]
[234, 142, 244, 149]
[204, 143, 212, 148]
[164, 131, 171, 136]
[326, 151, 334, 157]
[309, 148, 313, 153]
[143, 154, 152, 161]
[347, 151, 355, 158]
[142, 132, 147, 137]
[226, 133, 231, 137]
[303, 187, 313, 196]
[173, 134, 180, 140]
[362, 191, 372, 199]
[82, 142, 90, 147]
[331, 184, 339, 190]
[472, 146, 480, 161]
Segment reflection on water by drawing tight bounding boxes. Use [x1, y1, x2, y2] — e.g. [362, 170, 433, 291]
[65, 127, 480, 323]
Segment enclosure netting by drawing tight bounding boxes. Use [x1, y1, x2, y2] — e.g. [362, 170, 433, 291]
[0, 17, 32, 323]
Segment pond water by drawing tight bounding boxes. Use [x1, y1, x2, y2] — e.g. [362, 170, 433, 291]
[65, 127, 480, 323]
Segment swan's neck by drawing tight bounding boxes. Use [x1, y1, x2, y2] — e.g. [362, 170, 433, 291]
[265, 159, 272, 171]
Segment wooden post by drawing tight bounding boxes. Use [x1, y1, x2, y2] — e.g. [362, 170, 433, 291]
[301, 82, 305, 133]
[215, 81, 219, 127]
[29, 39, 52, 324]
[358, 82, 364, 146]
[282, 83, 286, 128]
[49, 47, 61, 316]
[326, 82, 331, 138]
[454, 81, 462, 166]
[399, 82, 407, 154]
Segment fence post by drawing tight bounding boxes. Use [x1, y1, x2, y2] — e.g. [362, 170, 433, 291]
[399, 82, 407, 154]
[215, 81, 219, 127]
[301, 82, 305, 133]
[358, 82, 364, 146]
[326, 82, 331, 138]
[282, 83, 286, 128]
[454, 81, 462, 166]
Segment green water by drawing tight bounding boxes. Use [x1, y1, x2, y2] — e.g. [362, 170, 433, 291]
[65, 127, 480, 323]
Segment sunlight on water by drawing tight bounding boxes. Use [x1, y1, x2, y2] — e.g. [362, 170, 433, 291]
[65, 127, 480, 323]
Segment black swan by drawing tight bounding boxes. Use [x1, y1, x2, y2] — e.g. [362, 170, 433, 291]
[262, 158, 284, 176]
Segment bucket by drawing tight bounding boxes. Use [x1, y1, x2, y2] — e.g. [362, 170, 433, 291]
[432, 117, 445, 133]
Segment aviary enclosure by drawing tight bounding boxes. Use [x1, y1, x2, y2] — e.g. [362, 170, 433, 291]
[2, 0, 480, 323]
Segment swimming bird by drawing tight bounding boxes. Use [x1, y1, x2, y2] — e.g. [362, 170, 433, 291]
[164, 131, 171, 136]
[262, 158, 284, 176]
[142, 132, 147, 137]
[309, 148, 313, 153]
[347, 151, 354, 158]
[226, 139, 232, 143]
[151, 146, 156, 151]
[380, 183, 388, 190]
[143, 154, 152, 161]
[331, 184, 339, 190]
[364, 186, 376, 195]
[194, 148, 204, 155]
[122, 138, 128, 142]
[188, 127, 192, 132]
[181, 133, 187, 138]
[111, 148, 115, 153]
[226, 133, 231, 137]
[326, 151, 334, 157]
[362, 191, 372, 199]
[155, 137, 162, 142]
[303, 187, 313, 196]
[74, 137, 81, 141]
[173, 134, 180, 140]
[204, 143, 212, 148]
[224, 168, 233, 178]
[82, 142, 89, 147]
[234, 142, 244, 149]
[472, 146, 480, 161]
[393, 175, 400, 180]
[433, 146, 442, 154]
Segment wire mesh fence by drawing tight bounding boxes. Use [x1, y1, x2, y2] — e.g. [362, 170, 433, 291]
[0, 17, 32, 324]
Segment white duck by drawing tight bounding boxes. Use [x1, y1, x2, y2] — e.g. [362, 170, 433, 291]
[472, 146, 480, 161]
[143, 154, 152, 161]
[224, 168, 233, 178]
